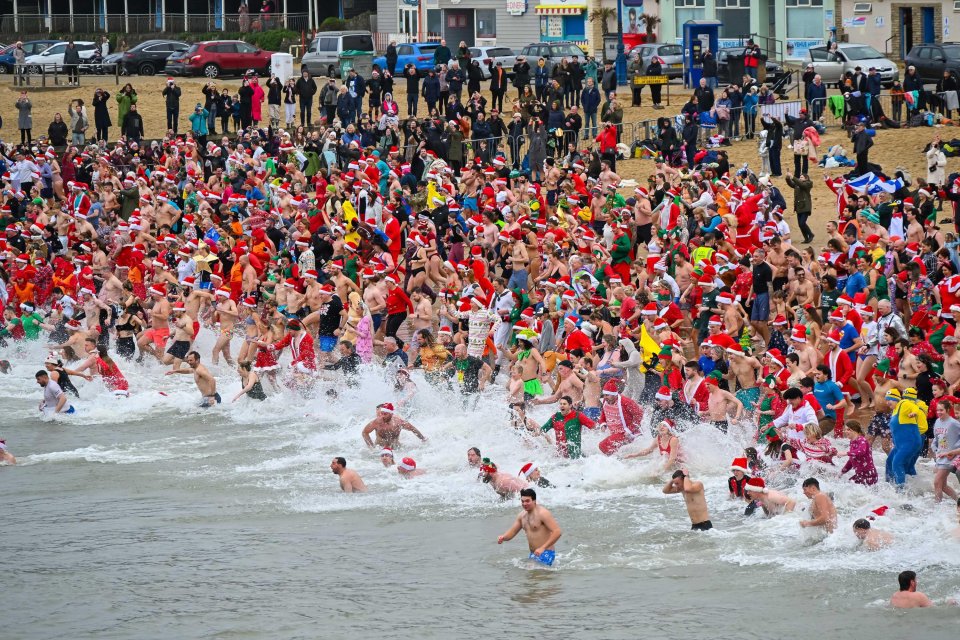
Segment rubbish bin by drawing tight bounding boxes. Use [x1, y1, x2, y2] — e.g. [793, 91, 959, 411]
[271, 52, 293, 84]
[757, 54, 768, 83]
[726, 53, 745, 84]
[338, 50, 374, 78]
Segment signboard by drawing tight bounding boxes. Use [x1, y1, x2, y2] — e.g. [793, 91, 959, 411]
[633, 75, 668, 85]
[622, 4, 645, 34]
[785, 38, 825, 60]
[506, 0, 526, 16]
[546, 16, 563, 38]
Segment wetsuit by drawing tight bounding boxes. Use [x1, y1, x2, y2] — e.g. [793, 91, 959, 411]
[54, 366, 80, 397]
[245, 376, 267, 400]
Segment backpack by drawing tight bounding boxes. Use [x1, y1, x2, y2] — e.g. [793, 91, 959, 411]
[908, 113, 924, 128]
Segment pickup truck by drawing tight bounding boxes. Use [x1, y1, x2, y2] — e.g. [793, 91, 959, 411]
[807, 43, 898, 88]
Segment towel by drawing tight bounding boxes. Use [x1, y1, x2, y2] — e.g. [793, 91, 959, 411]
[946, 90, 959, 111]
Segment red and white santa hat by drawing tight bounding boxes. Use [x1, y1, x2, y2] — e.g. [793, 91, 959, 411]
[380, 447, 394, 458]
[641, 303, 658, 316]
[766, 348, 785, 368]
[519, 462, 539, 478]
[378, 402, 395, 413]
[216, 286, 232, 297]
[744, 477, 766, 494]
[791, 326, 807, 343]
[602, 379, 621, 396]
[716, 293, 734, 305]
[655, 386, 672, 401]
[398, 457, 417, 471]
[708, 314, 723, 327]
[242, 297, 257, 308]
[731, 457, 749, 473]
[824, 328, 842, 345]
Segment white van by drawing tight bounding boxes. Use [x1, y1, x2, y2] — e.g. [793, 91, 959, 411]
[300, 31, 374, 79]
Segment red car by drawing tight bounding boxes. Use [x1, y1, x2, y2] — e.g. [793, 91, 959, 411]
[165, 40, 273, 78]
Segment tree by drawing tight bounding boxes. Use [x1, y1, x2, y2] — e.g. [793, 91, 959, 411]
[589, 7, 617, 36]
[641, 13, 661, 42]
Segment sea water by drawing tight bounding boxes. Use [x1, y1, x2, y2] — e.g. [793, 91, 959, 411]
[3, 337, 960, 639]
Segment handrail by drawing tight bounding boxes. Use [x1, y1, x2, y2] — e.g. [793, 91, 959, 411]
[2, 12, 310, 35]
[13, 62, 121, 86]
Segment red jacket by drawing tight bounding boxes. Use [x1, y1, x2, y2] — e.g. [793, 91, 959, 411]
[272, 331, 317, 372]
[386, 286, 413, 315]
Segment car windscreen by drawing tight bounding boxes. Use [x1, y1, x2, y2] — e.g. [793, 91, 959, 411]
[658, 45, 682, 57]
[342, 35, 374, 52]
[550, 44, 583, 57]
[841, 45, 884, 61]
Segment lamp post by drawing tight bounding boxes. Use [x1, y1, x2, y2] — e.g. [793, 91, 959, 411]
[615, 0, 626, 84]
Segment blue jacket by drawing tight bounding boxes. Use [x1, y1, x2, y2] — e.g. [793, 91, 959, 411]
[535, 66, 549, 88]
[422, 75, 441, 102]
[189, 108, 209, 135]
[807, 81, 827, 103]
[742, 93, 759, 115]
[581, 86, 600, 114]
[447, 68, 464, 93]
[866, 74, 882, 97]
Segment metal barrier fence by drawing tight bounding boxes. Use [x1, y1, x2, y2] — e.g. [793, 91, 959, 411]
[1, 12, 309, 34]
[11, 62, 121, 87]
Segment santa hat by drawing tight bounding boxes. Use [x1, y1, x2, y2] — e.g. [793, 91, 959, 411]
[655, 386, 672, 401]
[716, 293, 734, 305]
[659, 418, 676, 433]
[216, 287, 232, 297]
[766, 348, 784, 368]
[744, 477, 766, 494]
[602, 379, 621, 396]
[241, 297, 257, 308]
[824, 328, 842, 344]
[641, 303, 658, 316]
[378, 402, 395, 413]
[791, 326, 807, 343]
[519, 462, 539, 478]
[148, 283, 167, 297]
[772, 315, 787, 327]
[379, 447, 394, 458]
[398, 457, 417, 471]
[730, 457, 749, 473]
[708, 315, 723, 327]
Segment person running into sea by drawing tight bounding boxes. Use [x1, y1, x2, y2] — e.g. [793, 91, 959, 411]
[331, 457, 366, 493]
[663, 469, 713, 531]
[497, 488, 563, 566]
[165, 351, 220, 407]
[232, 361, 267, 402]
[361, 402, 427, 449]
[539, 395, 596, 459]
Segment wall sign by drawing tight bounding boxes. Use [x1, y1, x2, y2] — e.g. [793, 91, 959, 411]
[506, 0, 526, 15]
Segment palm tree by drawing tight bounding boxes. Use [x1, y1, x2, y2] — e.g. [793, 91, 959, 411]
[641, 13, 661, 42]
[589, 7, 616, 36]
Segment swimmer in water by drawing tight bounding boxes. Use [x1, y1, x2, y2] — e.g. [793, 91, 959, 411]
[467, 447, 482, 468]
[799, 478, 837, 535]
[519, 462, 554, 488]
[165, 351, 220, 407]
[742, 477, 797, 516]
[480, 461, 529, 499]
[890, 571, 934, 608]
[0, 439, 16, 465]
[0, 360, 10, 374]
[853, 519, 893, 551]
[497, 488, 562, 566]
[380, 448, 396, 467]
[397, 457, 425, 478]
[663, 469, 713, 531]
[331, 456, 367, 493]
[361, 402, 427, 449]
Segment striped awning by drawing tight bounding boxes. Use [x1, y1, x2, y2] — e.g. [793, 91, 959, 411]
[535, 4, 586, 14]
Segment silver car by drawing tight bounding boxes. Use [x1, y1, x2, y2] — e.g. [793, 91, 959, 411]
[630, 43, 684, 79]
[468, 46, 517, 79]
[808, 44, 898, 88]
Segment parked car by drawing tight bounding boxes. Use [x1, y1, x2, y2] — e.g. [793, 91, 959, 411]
[373, 42, 440, 76]
[23, 41, 98, 73]
[468, 46, 516, 79]
[0, 39, 60, 72]
[165, 40, 273, 78]
[105, 39, 189, 76]
[715, 47, 786, 84]
[517, 42, 586, 74]
[807, 43, 898, 88]
[300, 30, 375, 78]
[903, 42, 960, 83]
[631, 43, 684, 79]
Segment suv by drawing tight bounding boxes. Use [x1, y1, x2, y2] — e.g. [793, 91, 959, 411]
[373, 42, 439, 76]
[632, 43, 684, 79]
[165, 40, 273, 78]
[807, 43, 898, 87]
[904, 43, 960, 82]
[106, 39, 189, 76]
[715, 47, 785, 84]
[518, 42, 585, 74]
[469, 46, 516, 79]
[301, 31, 374, 78]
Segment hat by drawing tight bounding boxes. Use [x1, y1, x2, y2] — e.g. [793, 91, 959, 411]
[655, 386, 672, 401]
[767, 348, 784, 368]
[378, 402, 395, 413]
[380, 447, 394, 458]
[602, 379, 620, 396]
[519, 462, 539, 478]
[885, 388, 902, 402]
[731, 457, 749, 473]
[398, 457, 417, 471]
[903, 388, 918, 401]
[744, 477, 766, 494]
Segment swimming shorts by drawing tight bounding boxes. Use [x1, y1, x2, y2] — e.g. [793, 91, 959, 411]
[523, 378, 544, 397]
[372, 313, 384, 331]
[144, 327, 171, 349]
[166, 340, 191, 360]
[868, 412, 891, 438]
[318, 335, 338, 352]
[691, 520, 713, 531]
[750, 292, 769, 322]
[200, 393, 222, 408]
[583, 406, 601, 421]
[736, 387, 760, 412]
[713, 420, 728, 434]
[529, 549, 555, 566]
[65, 405, 76, 414]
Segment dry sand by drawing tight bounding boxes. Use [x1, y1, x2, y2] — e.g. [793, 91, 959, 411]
[0, 73, 952, 236]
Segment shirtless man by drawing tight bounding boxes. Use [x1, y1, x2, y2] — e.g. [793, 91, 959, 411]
[497, 488, 563, 566]
[138, 284, 172, 361]
[397, 457, 426, 478]
[727, 348, 761, 414]
[942, 335, 960, 394]
[482, 461, 530, 499]
[897, 339, 922, 387]
[789, 266, 817, 310]
[532, 359, 585, 408]
[165, 350, 220, 407]
[700, 378, 744, 433]
[410, 291, 434, 334]
[240, 255, 259, 299]
[330, 456, 367, 493]
[211, 288, 237, 366]
[79, 287, 110, 334]
[743, 477, 797, 516]
[360, 402, 427, 449]
[791, 326, 821, 372]
[890, 571, 934, 608]
[163, 303, 195, 370]
[362, 273, 387, 334]
[719, 294, 748, 339]
[511, 335, 546, 399]
[799, 477, 837, 534]
[509, 232, 529, 290]
[663, 469, 713, 531]
[578, 356, 602, 420]
[853, 518, 894, 551]
[0, 439, 16, 465]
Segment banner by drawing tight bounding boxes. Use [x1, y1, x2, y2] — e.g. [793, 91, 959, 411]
[622, 4, 645, 35]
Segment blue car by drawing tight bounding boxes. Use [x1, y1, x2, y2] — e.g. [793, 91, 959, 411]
[373, 42, 440, 76]
[0, 40, 60, 73]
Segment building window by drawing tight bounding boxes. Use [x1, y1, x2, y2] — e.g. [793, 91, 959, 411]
[477, 9, 496, 38]
[427, 9, 442, 37]
[786, 7, 822, 37]
[675, 0, 705, 30]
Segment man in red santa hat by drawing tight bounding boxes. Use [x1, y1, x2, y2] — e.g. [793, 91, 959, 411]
[597, 379, 645, 455]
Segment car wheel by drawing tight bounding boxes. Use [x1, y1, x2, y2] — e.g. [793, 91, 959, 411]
[203, 63, 220, 78]
[0, 64, 7, 74]
[139, 62, 156, 76]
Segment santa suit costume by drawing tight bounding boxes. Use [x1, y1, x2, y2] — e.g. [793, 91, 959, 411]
[270, 321, 318, 373]
[824, 328, 855, 436]
[597, 380, 645, 455]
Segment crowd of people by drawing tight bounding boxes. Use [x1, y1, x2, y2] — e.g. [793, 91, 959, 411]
[2, 47, 960, 603]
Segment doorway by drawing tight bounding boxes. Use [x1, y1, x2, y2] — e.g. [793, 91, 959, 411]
[444, 9, 475, 48]
[900, 7, 913, 60]
[921, 6, 935, 43]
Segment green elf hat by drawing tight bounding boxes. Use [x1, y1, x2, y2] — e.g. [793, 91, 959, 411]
[657, 291, 671, 301]
[659, 345, 673, 357]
